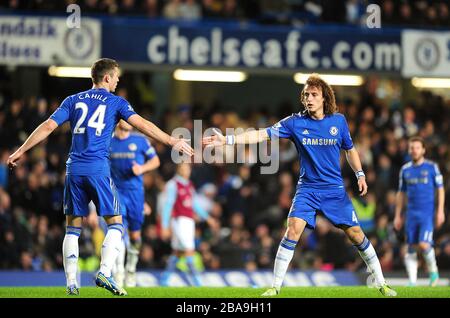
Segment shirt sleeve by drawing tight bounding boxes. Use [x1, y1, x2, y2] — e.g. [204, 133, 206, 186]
[161, 180, 177, 229]
[398, 167, 407, 192]
[433, 163, 444, 188]
[117, 98, 137, 121]
[341, 116, 354, 150]
[266, 115, 294, 139]
[50, 96, 72, 126]
[143, 138, 157, 160]
[193, 194, 209, 220]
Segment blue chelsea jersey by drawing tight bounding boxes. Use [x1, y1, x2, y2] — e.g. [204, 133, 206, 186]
[398, 160, 443, 218]
[110, 133, 157, 189]
[267, 112, 354, 189]
[50, 88, 137, 176]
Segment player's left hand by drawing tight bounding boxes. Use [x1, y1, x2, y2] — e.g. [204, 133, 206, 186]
[436, 210, 445, 228]
[170, 137, 194, 156]
[144, 202, 152, 216]
[358, 177, 368, 196]
[132, 161, 143, 176]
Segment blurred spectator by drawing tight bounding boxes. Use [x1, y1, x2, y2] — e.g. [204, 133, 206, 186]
[351, 192, 376, 234]
[1, 0, 448, 28]
[163, 0, 182, 19]
[180, 0, 202, 20]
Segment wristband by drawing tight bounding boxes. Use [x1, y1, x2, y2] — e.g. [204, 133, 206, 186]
[226, 135, 235, 145]
[355, 170, 365, 179]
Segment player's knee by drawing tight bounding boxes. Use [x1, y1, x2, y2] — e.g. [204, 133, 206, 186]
[286, 224, 302, 240]
[418, 242, 431, 251]
[345, 226, 364, 244]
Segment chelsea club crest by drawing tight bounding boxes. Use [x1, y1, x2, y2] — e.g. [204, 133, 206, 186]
[128, 143, 137, 151]
[329, 126, 338, 136]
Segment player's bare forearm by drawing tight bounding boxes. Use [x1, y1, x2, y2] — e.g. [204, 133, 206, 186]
[394, 192, 405, 218]
[142, 156, 160, 173]
[127, 114, 173, 146]
[345, 147, 367, 196]
[344, 147, 363, 172]
[436, 187, 445, 215]
[7, 119, 58, 168]
[235, 129, 269, 144]
[20, 119, 58, 152]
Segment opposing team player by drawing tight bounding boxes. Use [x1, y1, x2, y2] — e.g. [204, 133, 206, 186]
[160, 162, 211, 287]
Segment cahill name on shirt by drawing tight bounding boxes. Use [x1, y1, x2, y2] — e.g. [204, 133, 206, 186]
[78, 92, 108, 102]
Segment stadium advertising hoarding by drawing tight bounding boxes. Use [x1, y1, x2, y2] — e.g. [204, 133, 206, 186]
[402, 30, 450, 77]
[0, 270, 360, 287]
[102, 20, 401, 74]
[0, 15, 101, 66]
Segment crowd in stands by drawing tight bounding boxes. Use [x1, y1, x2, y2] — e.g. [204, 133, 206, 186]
[1, 73, 450, 275]
[1, 0, 449, 28]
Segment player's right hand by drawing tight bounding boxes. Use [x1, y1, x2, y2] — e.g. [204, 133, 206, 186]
[393, 215, 403, 231]
[161, 228, 171, 241]
[6, 149, 23, 169]
[202, 128, 226, 147]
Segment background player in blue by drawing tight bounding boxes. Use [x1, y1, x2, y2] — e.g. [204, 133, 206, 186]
[110, 119, 160, 287]
[6, 58, 193, 296]
[394, 136, 445, 287]
[203, 73, 396, 297]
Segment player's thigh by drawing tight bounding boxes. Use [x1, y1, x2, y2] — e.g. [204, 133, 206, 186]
[405, 218, 421, 245]
[171, 216, 195, 251]
[418, 217, 434, 245]
[86, 176, 122, 217]
[122, 188, 145, 232]
[320, 189, 359, 228]
[288, 190, 320, 229]
[64, 175, 90, 217]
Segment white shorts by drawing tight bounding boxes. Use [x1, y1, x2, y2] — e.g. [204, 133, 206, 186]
[171, 216, 195, 251]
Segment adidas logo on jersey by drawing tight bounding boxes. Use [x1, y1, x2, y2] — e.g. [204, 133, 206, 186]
[302, 129, 309, 135]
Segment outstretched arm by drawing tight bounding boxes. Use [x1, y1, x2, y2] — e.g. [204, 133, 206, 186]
[7, 119, 58, 168]
[127, 114, 193, 156]
[203, 128, 269, 147]
[344, 147, 368, 196]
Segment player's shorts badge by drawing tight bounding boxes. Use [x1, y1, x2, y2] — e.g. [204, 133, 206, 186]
[329, 126, 338, 136]
[128, 143, 137, 151]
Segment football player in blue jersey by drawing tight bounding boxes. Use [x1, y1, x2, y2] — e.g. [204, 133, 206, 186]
[7, 58, 193, 296]
[110, 119, 160, 287]
[394, 136, 445, 287]
[203, 73, 396, 297]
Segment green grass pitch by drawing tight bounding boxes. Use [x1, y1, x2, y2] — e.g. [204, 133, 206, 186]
[1, 286, 450, 298]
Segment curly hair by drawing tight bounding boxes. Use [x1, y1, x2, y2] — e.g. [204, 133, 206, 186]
[300, 73, 338, 115]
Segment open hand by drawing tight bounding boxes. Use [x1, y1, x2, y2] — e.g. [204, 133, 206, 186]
[202, 128, 226, 147]
[358, 177, 368, 196]
[170, 137, 194, 156]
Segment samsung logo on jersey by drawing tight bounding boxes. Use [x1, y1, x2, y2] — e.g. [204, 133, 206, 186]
[406, 177, 429, 185]
[302, 138, 337, 146]
[111, 152, 135, 159]
[78, 93, 107, 102]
